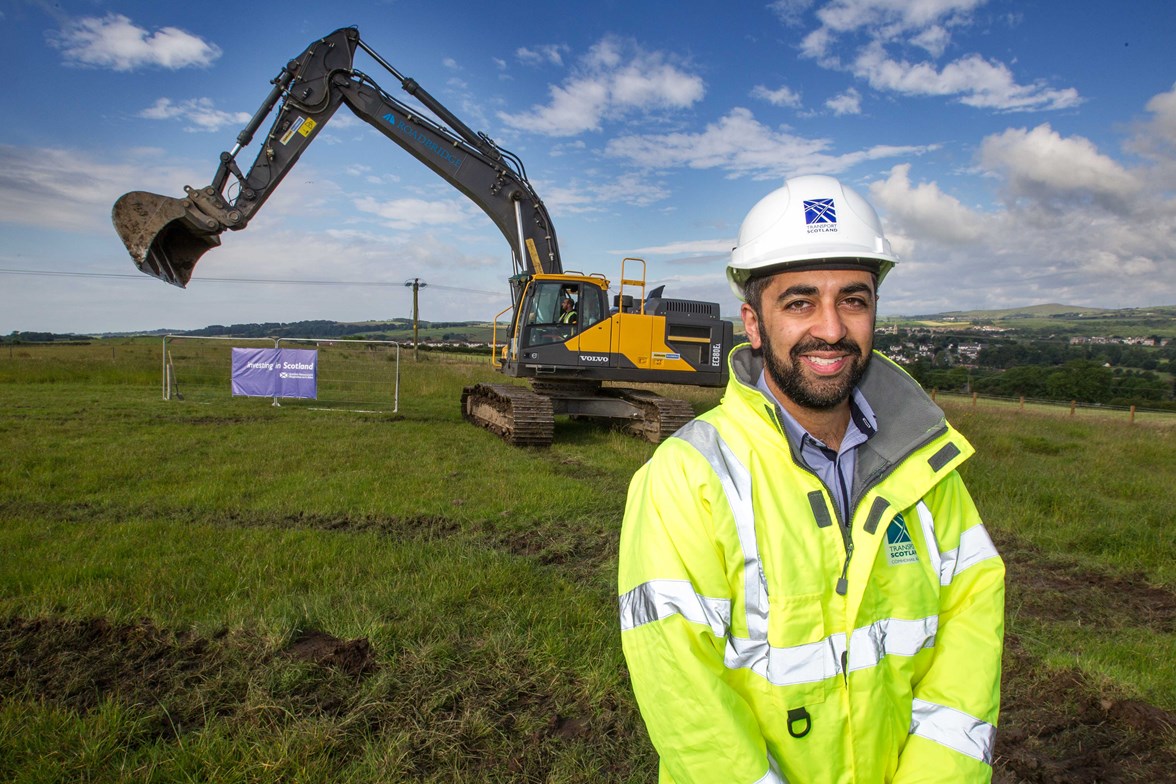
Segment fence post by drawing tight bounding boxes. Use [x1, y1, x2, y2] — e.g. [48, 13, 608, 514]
[1019, 396, 1024, 411]
[1130, 405, 1136, 424]
[272, 337, 282, 407]
[972, 392, 978, 408]
[1070, 400, 1077, 416]
[931, 388, 937, 402]
[162, 335, 169, 400]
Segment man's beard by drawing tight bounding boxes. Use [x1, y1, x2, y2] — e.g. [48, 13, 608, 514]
[761, 331, 871, 411]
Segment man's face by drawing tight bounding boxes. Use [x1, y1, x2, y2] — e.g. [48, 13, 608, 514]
[740, 268, 876, 412]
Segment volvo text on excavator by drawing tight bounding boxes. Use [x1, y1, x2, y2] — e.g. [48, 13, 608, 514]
[112, 27, 734, 447]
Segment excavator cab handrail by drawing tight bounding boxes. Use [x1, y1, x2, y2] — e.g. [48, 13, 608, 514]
[619, 257, 647, 316]
[490, 302, 514, 369]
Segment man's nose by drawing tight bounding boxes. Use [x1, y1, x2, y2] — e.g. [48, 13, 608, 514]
[809, 301, 848, 344]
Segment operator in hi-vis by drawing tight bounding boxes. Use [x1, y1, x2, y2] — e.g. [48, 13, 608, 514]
[618, 175, 1005, 783]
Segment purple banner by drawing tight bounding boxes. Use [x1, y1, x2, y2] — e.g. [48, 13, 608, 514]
[231, 348, 318, 399]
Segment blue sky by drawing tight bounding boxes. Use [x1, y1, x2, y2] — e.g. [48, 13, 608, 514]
[2, 0, 1175, 333]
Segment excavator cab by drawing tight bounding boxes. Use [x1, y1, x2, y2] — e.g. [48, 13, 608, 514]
[516, 276, 608, 349]
[112, 190, 224, 288]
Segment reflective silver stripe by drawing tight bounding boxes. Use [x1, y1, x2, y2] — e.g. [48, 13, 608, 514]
[847, 616, 937, 671]
[952, 524, 1000, 579]
[909, 698, 996, 765]
[675, 420, 768, 640]
[618, 579, 731, 637]
[916, 502, 999, 586]
[727, 633, 846, 686]
[757, 754, 789, 784]
[914, 501, 945, 583]
[725, 615, 936, 685]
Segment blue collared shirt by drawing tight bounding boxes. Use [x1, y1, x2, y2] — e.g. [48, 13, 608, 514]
[756, 371, 878, 525]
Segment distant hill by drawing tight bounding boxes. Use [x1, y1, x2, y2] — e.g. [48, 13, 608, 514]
[920, 303, 1112, 320]
[4, 304, 1173, 343]
[904, 303, 1176, 320]
[890, 304, 1176, 338]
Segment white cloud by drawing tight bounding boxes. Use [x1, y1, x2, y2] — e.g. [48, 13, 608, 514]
[605, 107, 929, 180]
[516, 44, 570, 67]
[0, 144, 203, 234]
[499, 36, 704, 136]
[139, 98, 250, 133]
[978, 124, 1140, 209]
[538, 172, 672, 215]
[51, 14, 221, 71]
[618, 239, 735, 257]
[853, 44, 1081, 111]
[826, 87, 862, 116]
[768, 0, 816, 26]
[1125, 83, 1176, 184]
[794, 0, 1081, 113]
[1141, 83, 1176, 144]
[752, 84, 803, 108]
[812, 0, 986, 39]
[867, 157, 1176, 314]
[352, 196, 481, 231]
[910, 24, 951, 57]
[869, 163, 985, 245]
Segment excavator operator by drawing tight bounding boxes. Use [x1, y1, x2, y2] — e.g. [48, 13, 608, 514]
[558, 295, 578, 326]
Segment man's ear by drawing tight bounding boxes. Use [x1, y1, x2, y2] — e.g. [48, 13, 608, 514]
[740, 302, 763, 349]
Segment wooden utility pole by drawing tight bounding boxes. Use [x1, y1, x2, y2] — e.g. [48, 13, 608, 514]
[404, 278, 428, 360]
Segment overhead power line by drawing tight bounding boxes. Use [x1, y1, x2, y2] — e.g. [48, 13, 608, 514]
[0, 267, 502, 297]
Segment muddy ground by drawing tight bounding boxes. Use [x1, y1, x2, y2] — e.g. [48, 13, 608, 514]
[2, 529, 1175, 782]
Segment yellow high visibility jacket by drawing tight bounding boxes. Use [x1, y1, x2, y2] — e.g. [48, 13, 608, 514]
[619, 345, 1004, 784]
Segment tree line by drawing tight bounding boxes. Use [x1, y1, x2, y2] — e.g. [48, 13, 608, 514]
[875, 333, 1175, 410]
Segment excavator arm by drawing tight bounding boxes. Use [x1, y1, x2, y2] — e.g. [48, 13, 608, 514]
[113, 27, 561, 288]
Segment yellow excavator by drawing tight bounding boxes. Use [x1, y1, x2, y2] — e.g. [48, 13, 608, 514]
[112, 27, 733, 446]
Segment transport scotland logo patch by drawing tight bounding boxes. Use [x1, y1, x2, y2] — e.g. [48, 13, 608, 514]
[803, 198, 837, 225]
[885, 513, 919, 566]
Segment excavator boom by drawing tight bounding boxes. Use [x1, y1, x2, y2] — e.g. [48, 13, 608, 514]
[112, 27, 560, 288]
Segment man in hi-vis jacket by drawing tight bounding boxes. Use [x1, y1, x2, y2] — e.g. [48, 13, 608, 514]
[618, 175, 1004, 784]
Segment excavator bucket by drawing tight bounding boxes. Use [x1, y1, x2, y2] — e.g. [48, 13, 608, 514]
[112, 191, 223, 287]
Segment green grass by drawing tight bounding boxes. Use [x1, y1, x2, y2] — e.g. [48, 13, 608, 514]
[2, 340, 1175, 780]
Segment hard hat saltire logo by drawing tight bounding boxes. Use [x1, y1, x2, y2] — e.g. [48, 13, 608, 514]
[885, 513, 919, 565]
[803, 198, 839, 234]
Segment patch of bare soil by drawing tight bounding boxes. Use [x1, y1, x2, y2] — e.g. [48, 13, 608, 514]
[218, 511, 618, 584]
[993, 533, 1176, 783]
[0, 617, 375, 736]
[284, 628, 378, 676]
[0, 616, 237, 738]
[0, 616, 632, 780]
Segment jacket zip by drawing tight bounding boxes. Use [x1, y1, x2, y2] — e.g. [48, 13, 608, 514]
[767, 403, 859, 596]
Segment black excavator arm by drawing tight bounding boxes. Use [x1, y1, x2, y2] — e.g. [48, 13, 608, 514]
[113, 27, 562, 288]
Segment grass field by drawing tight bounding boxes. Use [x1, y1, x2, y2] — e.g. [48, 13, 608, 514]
[2, 340, 1175, 782]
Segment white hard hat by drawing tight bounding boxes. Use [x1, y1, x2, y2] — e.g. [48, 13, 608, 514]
[727, 174, 898, 300]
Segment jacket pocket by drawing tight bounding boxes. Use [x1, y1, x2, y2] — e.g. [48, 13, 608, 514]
[765, 592, 835, 706]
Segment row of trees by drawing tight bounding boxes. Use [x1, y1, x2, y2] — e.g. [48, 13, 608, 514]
[907, 360, 1173, 410]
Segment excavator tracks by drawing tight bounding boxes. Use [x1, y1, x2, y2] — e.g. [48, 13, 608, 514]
[608, 388, 696, 443]
[461, 383, 555, 447]
[461, 382, 695, 447]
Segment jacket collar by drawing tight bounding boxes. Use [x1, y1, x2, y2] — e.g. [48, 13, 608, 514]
[726, 342, 952, 473]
